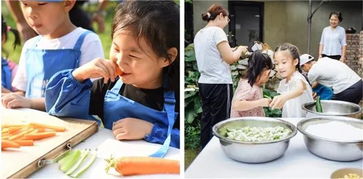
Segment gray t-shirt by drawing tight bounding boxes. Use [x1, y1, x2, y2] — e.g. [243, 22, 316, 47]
[308, 57, 361, 94]
[320, 26, 347, 56]
[194, 26, 232, 84]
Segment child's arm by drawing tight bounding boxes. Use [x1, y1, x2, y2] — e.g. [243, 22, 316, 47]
[112, 118, 180, 148]
[1, 91, 45, 111]
[232, 98, 271, 111]
[270, 79, 307, 109]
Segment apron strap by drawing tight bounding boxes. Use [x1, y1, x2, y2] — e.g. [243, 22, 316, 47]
[1, 59, 12, 90]
[110, 79, 123, 94]
[149, 90, 176, 158]
[73, 30, 91, 51]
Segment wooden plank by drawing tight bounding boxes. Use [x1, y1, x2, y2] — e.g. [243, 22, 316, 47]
[1, 109, 99, 178]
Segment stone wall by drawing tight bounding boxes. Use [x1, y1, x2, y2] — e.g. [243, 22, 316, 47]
[346, 31, 363, 77]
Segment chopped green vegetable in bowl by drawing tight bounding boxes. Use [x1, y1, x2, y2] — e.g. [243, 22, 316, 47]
[225, 126, 292, 142]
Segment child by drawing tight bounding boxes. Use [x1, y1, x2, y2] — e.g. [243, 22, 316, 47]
[45, 1, 180, 154]
[1, 0, 104, 111]
[231, 51, 273, 117]
[2, 16, 20, 93]
[270, 43, 314, 117]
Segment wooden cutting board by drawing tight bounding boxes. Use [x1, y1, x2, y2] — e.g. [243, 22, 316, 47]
[1, 108, 98, 178]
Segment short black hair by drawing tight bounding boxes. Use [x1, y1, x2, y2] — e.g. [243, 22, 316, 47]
[329, 11, 343, 22]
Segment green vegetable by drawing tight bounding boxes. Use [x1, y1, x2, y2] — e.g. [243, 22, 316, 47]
[315, 96, 323, 112]
[59, 150, 82, 172]
[65, 150, 89, 175]
[263, 94, 271, 99]
[70, 153, 97, 178]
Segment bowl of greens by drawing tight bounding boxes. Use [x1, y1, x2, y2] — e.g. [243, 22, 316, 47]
[302, 99, 361, 118]
[212, 117, 297, 163]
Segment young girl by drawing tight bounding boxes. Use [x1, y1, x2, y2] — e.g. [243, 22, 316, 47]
[270, 43, 314, 117]
[45, 1, 180, 154]
[231, 51, 272, 117]
[2, 0, 104, 111]
[2, 16, 20, 93]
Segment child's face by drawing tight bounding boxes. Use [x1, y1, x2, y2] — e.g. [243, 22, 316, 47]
[20, 1, 70, 37]
[110, 29, 170, 89]
[274, 50, 298, 79]
[256, 68, 271, 86]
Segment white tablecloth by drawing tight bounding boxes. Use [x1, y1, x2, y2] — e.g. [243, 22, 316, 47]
[186, 118, 362, 178]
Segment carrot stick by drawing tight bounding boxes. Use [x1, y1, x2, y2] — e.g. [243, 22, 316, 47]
[29, 122, 66, 132]
[105, 156, 180, 176]
[24, 132, 56, 140]
[1, 124, 27, 128]
[2, 140, 20, 149]
[8, 127, 23, 134]
[13, 140, 34, 146]
[8, 128, 35, 140]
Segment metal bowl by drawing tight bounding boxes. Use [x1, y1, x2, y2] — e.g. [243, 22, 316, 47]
[297, 116, 363, 161]
[212, 117, 297, 163]
[302, 100, 361, 117]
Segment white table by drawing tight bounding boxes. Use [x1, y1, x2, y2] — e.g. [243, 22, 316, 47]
[186, 118, 362, 178]
[29, 125, 180, 178]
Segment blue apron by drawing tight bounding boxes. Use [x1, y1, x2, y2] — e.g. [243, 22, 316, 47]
[1, 58, 12, 90]
[103, 79, 176, 158]
[25, 30, 90, 98]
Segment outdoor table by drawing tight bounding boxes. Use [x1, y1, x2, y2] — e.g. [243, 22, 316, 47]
[185, 118, 362, 178]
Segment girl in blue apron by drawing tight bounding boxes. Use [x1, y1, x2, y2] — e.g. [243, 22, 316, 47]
[2, 0, 103, 111]
[45, 1, 180, 157]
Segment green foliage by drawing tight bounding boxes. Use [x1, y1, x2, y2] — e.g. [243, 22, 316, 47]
[184, 44, 202, 149]
[263, 88, 282, 117]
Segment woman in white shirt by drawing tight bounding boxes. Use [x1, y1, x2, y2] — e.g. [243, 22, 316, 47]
[194, 4, 247, 148]
[319, 11, 347, 62]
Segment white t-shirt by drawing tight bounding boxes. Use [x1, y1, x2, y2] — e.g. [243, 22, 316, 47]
[308, 57, 361, 94]
[13, 27, 104, 91]
[194, 26, 232, 84]
[320, 26, 347, 56]
[277, 71, 314, 118]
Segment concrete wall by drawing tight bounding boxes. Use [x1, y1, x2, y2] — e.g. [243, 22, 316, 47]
[192, 0, 229, 35]
[264, 1, 362, 58]
[192, 1, 362, 58]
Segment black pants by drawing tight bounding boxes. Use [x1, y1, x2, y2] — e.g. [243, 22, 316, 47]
[199, 83, 233, 149]
[322, 54, 341, 60]
[332, 80, 363, 104]
[69, 6, 94, 32]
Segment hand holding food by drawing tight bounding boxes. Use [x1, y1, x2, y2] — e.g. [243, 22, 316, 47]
[269, 95, 287, 109]
[72, 58, 117, 83]
[112, 118, 153, 140]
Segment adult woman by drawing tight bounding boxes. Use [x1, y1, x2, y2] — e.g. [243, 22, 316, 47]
[194, 4, 247, 148]
[318, 11, 347, 62]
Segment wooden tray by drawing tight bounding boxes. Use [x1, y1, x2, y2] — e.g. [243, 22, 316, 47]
[1, 108, 98, 178]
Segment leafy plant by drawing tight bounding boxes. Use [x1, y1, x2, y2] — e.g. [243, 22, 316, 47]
[184, 44, 202, 149]
[263, 88, 282, 117]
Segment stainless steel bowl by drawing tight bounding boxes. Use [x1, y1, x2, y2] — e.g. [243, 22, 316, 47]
[302, 100, 361, 117]
[297, 116, 363, 161]
[212, 117, 297, 163]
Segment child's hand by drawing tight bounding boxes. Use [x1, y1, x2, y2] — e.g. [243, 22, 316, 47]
[72, 58, 117, 83]
[112, 118, 153, 140]
[1, 93, 31, 109]
[259, 98, 271, 107]
[269, 95, 287, 109]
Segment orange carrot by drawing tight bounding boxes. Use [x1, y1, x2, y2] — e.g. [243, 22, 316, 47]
[7, 127, 23, 134]
[8, 128, 35, 140]
[13, 140, 34, 146]
[24, 132, 56, 140]
[29, 122, 66, 132]
[2, 140, 20, 149]
[105, 156, 180, 176]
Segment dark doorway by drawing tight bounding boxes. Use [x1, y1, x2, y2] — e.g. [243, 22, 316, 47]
[228, 1, 264, 47]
